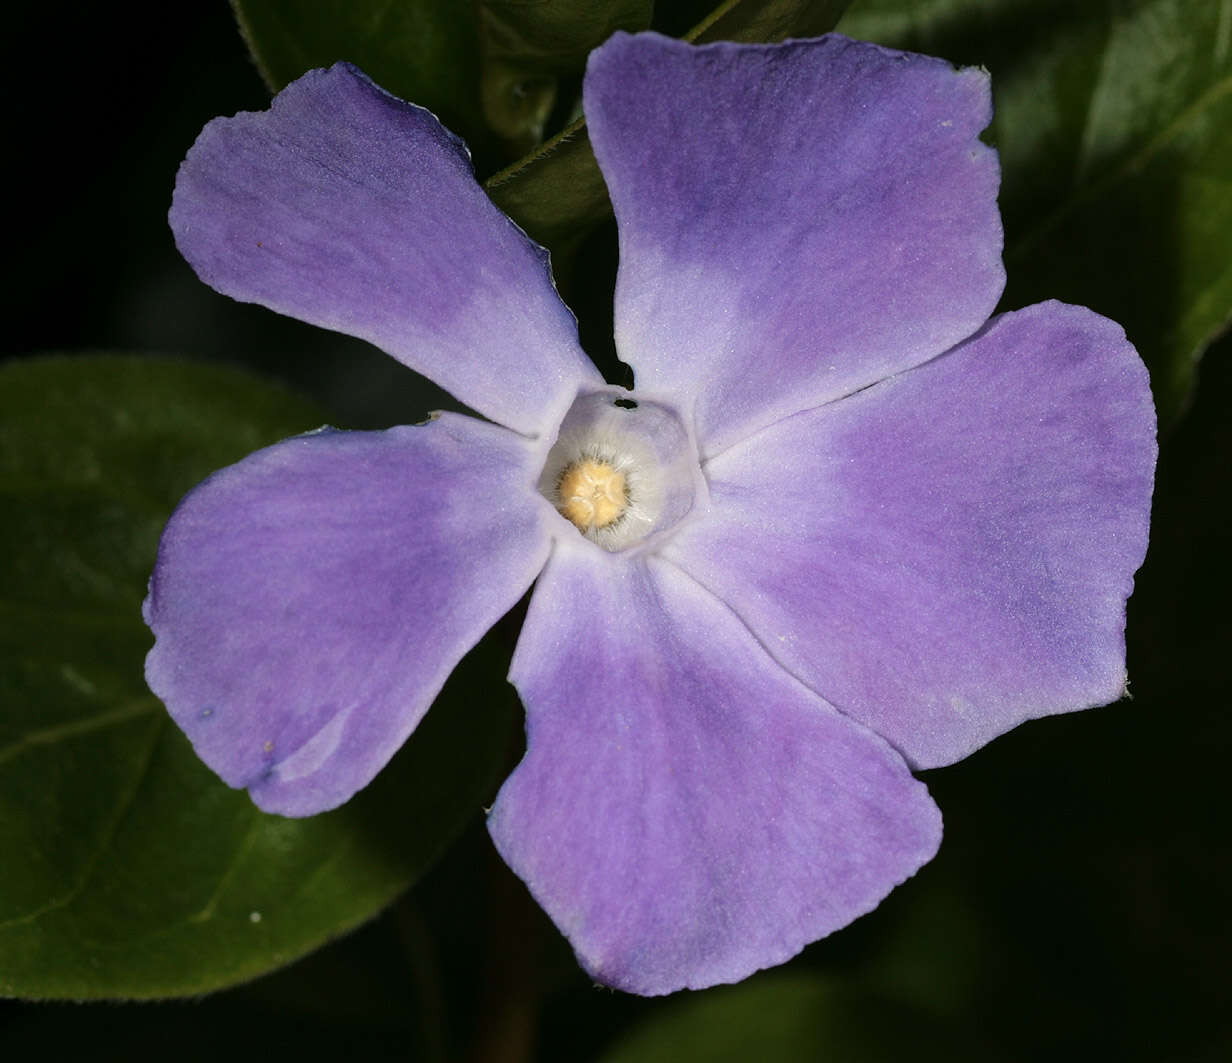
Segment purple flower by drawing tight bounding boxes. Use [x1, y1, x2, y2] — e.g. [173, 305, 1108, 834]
[145, 32, 1156, 995]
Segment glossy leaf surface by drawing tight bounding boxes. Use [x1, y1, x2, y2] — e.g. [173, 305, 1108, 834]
[0, 356, 518, 999]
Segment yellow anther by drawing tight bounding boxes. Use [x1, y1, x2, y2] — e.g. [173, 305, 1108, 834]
[557, 458, 628, 531]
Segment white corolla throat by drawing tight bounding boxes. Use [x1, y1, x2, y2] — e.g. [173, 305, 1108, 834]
[538, 390, 701, 552]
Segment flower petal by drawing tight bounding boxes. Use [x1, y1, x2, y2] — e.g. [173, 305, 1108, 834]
[144, 414, 551, 815]
[488, 541, 941, 995]
[170, 63, 600, 436]
[665, 302, 1157, 769]
[585, 32, 1004, 454]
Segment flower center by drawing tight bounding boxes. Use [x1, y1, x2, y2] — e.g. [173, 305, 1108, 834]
[556, 458, 629, 531]
[538, 389, 703, 552]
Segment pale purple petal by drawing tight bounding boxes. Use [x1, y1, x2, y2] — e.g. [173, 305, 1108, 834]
[665, 302, 1157, 770]
[170, 63, 601, 436]
[144, 414, 551, 815]
[585, 32, 1004, 454]
[488, 540, 941, 995]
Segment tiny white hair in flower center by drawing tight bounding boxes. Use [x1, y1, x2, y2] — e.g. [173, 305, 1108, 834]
[538, 390, 701, 552]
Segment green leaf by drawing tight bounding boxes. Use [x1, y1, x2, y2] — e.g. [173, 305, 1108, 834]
[481, 0, 653, 70]
[229, 0, 503, 170]
[479, 1, 654, 155]
[839, 0, 1232, 430]
[686, 0, 851, 43]
[230, 1, 654, 172]
[0, 356, 518, 999]
[597, 972, 980, 1062]
[486, 0, 853, 268]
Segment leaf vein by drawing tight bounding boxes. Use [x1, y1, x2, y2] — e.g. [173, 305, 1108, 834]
[1010, 70, 1232, 262]
[0, 713, 165, 929]
[0, 697, 159, 766]
[189, 805, 263, 924]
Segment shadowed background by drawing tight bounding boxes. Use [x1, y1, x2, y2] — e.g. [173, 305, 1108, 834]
[3, 1, 1229, 1060]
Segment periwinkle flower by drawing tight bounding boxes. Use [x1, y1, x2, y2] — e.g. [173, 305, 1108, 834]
[145, 32, 1156, 995]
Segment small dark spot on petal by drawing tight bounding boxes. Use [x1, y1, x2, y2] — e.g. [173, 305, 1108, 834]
[613, 398, 637, 409]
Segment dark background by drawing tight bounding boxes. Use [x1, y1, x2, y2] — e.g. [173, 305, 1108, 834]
[3, 3, 1229, 1060]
